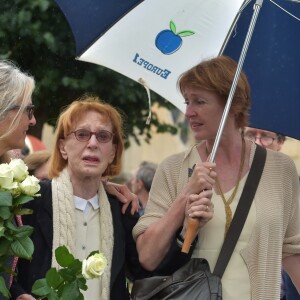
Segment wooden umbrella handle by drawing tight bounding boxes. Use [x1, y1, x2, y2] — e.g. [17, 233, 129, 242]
[181, 217, 200, 253]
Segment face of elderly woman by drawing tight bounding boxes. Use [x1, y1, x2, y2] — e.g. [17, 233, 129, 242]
[59, 110, 116, 181]
[0, 100, 36, 153]
[183, 86, 226, 141]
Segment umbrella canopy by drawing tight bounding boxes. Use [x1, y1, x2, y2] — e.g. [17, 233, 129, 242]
[223, 0, 300, 140]
[54, 0, 300, 139]
[54, 0, 245, 111]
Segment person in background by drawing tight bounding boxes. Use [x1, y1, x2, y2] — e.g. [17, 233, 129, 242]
[243, 127, 300, 300]
[133, 56, 300, 300]
[11, 96, 146, 300]
[131, 161, 157, 216]
[23, 150, 51, 181]
[0, 60, 36, 300]
[243, 127, 286, 151]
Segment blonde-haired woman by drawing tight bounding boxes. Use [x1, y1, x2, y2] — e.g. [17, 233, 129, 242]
[0, 60, 36, 300]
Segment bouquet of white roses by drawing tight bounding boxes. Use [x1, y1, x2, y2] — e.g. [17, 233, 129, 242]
[32, 246, 107, 300]
[0, 158, 40, 298]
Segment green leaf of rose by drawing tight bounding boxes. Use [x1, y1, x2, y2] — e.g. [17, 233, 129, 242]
[56, 246, 75, 267]
[0, 207, 11, 220]
[11, 236, 34, 259]
[0, 239, 11, 256]
[76, 293, 84, 300]
[13, 194, 34, 206]
[32, 278, 52, 296]
[12, 225, 33, 238]
[87, 250, 98, 258]
[14, 208, 33, 216]
[68, 259, 82, 274]
[58, 268, 76, 283]
[47, 290, 60, 300]
[46, 268, 64, 289]
[76, 277, 87, 291]
[60, 281, 80, 300]
[0, 228, 5, 239]
[0, 276, 10, 298]
[0, 192, 13, 206]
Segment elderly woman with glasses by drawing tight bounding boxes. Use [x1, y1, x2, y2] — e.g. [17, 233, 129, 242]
[243, 127, 286, 152]
[0, 60, 36, 300]
[11, 96, 146, 300]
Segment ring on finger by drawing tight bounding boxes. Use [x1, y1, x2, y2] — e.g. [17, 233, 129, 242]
[206, 205, 209, 212]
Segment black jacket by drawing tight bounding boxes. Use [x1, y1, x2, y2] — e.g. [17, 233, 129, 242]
[10, 180, 146, 300]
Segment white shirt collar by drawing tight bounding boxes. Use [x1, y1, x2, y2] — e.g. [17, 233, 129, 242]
[74, 194, 99, 212]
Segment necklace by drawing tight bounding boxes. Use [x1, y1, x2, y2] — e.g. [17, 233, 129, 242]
[205, 137, 246, 237]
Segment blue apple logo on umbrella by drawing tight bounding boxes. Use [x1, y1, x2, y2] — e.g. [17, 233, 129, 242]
[155, 20, 195, 55]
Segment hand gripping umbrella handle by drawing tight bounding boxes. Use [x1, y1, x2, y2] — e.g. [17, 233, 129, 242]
[181, 217, 200, 253]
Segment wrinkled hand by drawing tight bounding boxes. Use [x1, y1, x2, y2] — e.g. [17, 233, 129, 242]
[16, 294, 36, 300]
[184, 162, 216, 195]
[103, 181, 139, 214]
[185, 189, 214, 229]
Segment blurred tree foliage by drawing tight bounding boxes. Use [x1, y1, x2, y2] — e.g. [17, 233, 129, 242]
[0, 0, 181, 147]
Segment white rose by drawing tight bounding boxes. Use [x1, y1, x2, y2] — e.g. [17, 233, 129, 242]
[4, 181, 21, 197]
[9, 159, 29, 182]
[0, 163, 14, 189]
[82, 253, 107, 280]
[19, 175, 40, 196]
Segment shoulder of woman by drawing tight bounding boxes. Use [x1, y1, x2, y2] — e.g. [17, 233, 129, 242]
[30, 180, 52, 208]
[158, 150, 187, 170]
[265, 149, 298, 180]
[39, 179, 52, 196]
[267, 149, 296, 166]
[107, 194, 139, 220]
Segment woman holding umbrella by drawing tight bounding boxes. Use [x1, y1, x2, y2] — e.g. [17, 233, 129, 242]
[133, 55, 300, 300]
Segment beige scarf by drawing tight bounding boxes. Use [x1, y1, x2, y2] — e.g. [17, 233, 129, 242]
[51, 168, 114, 300]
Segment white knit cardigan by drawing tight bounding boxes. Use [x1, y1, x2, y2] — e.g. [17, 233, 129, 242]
[51, 168, 114, 300]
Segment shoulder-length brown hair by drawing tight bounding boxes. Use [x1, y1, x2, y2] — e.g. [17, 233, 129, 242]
[178, 55, 251, 128]
[48, 96, 124, 179]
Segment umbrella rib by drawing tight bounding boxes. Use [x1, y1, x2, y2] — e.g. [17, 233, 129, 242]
[269, 0, 300, 21]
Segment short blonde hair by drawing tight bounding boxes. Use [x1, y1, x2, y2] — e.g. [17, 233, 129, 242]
[48, 96, 124, 179]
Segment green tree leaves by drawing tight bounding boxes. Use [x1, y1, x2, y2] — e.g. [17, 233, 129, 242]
[0, 0, 180, 146]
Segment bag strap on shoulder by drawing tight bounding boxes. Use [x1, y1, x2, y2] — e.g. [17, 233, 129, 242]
[213, 145, 266, 278]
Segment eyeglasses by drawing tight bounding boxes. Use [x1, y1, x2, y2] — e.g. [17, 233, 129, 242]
[10, 104, 35, 120]
[69, 129, 114, 143]
[243, 132, 276, 146]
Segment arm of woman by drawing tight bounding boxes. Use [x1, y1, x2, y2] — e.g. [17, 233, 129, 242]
[103, 181, 139, 214]
[134, 159, 216, 271]
[282, 254, 300, 293]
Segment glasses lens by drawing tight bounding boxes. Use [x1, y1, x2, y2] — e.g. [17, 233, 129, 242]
[96, 130, 113, 143]
[261, 136, 274, 146]
[75, 129, 91, 141]
[27, 105, 35, 120]
[244, 132, 255, 142]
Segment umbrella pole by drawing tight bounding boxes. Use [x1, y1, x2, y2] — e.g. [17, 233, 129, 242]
[181, 0, 264, 254]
